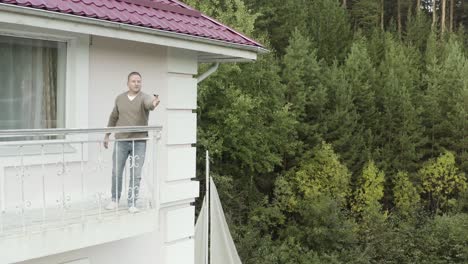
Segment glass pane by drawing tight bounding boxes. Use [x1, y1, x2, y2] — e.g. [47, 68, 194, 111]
[0, 35, 66, 140]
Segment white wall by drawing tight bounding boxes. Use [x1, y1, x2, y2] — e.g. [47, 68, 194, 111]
[87, 36, 166, 129]
[18, 231, 162, 264]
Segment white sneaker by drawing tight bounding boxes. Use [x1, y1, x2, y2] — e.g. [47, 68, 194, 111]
[105, 201, 118, 210]
[128, 206, 139, 214]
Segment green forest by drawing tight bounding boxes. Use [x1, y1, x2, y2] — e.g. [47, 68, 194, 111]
[183, 0, 468, 263]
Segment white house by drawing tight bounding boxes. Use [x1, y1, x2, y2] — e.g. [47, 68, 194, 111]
[0, 0, 265, 263]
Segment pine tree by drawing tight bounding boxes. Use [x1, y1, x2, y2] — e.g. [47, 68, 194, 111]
[307, 0, 352, 63]
[422, 36, 468, 172]
[322, 63, 365, 175]
[282, 29, 325, 161]
[343, 37, 379, 173]
[367, 28, 386, 66]
[351, 0, 383, 32]
[375, 34, 425, 175]
[405, 7, 432, 53]
[282, 29, 319, 122]
[449, 0, 454, 32]
[441, 0, 447, 34]
[245, 0, 352, 61]
[242, 0, 310, 56]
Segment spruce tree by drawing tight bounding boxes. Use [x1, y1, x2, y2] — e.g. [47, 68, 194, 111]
[423, 36, 468, 173]
[343, 37, 379, 174]
[405, 8, 432, 53]
[322, 63, 364, 175]
[351, 0, 383, 32]
[282, 30, 320, 123]
[307, 0, 352, 63]
[282, 29, 325, 163]
[375, 34, 425, 174]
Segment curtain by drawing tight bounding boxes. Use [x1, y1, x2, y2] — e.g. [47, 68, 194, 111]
[194, 178, 243, 264]
[0, 35, 65, 135]
[42, 46, 57, 129]
[194, 196, 208, 264]
[210, 178, 243, 264]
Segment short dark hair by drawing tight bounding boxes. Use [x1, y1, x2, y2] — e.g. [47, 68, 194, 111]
[128, 71, 141, 81]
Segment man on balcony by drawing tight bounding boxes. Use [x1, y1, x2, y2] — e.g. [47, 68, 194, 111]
[103, 72, 160, 213]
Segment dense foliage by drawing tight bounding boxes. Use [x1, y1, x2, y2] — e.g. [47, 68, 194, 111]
[183, 0, 468, 263]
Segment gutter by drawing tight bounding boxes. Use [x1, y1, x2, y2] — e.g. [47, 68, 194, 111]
[197, 63, 219, 84]
[0, 3, 269, 54]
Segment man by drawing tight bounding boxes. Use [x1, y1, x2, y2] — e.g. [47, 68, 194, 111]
[104, 72, 160, 213]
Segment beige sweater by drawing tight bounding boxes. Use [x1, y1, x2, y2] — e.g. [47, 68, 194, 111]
[107, 91, 156, 139]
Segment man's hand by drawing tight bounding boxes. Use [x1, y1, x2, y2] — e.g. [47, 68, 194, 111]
[153, 94, 160, 108]
[104, 134, 110, 149]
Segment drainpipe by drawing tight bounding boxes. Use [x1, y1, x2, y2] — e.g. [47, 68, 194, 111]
[197, 63, 219, 83]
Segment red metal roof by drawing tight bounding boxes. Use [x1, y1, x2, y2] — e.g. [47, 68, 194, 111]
[1, 0, 263, 48]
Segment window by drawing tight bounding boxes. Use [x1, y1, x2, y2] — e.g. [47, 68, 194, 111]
[0, 35, 66, 136]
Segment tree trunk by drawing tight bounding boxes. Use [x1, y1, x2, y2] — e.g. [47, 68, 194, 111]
[342, 0, 346, 9]
[441, 0, 446, 34]
[449, 0, 454, 32]
[397, 0, 402, 36]
[381, 0, 384, 31]
[416, 0, 421, 12]
[432, 0, 437, 30]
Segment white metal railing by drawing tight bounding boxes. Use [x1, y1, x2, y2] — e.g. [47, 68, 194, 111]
[0, 126, 162, 238]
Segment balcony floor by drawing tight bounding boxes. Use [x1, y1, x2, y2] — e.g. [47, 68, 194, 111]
[1, 198, 152, 239]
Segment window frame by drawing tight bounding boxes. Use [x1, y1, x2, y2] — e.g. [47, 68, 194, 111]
[0, 28, 90, 165]
[0, 34, 68, 137]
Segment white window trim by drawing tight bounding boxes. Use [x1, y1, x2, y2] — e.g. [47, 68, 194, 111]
[0, 27, 89, 211]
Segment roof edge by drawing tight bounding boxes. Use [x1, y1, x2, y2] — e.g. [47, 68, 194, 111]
[0, 2, 269, 55]
[171, 0, 264, 48]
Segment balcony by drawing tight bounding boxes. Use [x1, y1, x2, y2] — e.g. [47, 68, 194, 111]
[0, 126, 162, 263]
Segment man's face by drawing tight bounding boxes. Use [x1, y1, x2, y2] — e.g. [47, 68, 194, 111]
[127, 74, 142, 93]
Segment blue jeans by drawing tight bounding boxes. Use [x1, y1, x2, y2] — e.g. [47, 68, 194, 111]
[111, 140, 146, 207]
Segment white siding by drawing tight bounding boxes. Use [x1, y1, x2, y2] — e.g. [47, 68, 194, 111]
[167, 112, 197, 145]
[159, 47, 199, 264]
[167, 146, 197, 182]
[167, 75, 197, 110]
[161, 181, 199, 204]
[165, 206, 195, 242]
[167, 48, 198, 75]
